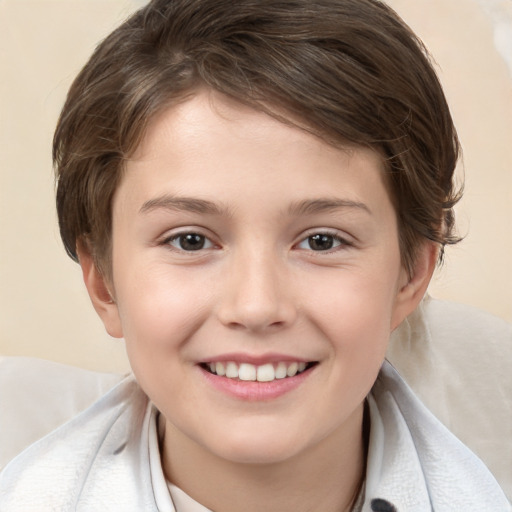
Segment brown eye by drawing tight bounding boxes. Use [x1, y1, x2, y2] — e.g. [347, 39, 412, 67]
[168, 233, 213, 251]
[307, 234, 335, 251]
[297, 232, 350, 252]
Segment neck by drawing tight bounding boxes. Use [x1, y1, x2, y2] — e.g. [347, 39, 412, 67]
[161, 403, 367, 512]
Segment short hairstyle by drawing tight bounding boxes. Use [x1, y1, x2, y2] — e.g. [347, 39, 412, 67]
[54, 0, 461, 278]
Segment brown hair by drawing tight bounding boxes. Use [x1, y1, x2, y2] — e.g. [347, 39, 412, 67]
[54, 0, 461, 278]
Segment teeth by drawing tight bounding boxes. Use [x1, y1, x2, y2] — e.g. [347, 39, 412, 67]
[256, 363, 275, 382]
[215, 362, 226, 376]
[275, 362, 287, 379]
[206, 361, 311, 382]
[239, 363, 256, 381]
[225, 362, 238, 378]
[286, 362, 298, 377]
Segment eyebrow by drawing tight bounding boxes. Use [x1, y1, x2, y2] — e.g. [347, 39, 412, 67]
[287, 198, 372, 216]
[139, 195, 371, 217]
[139, 195, 230, 216]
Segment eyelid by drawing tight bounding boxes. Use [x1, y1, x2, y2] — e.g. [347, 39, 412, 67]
[294, 229, 354, 252]
[160, 227, 219, 252]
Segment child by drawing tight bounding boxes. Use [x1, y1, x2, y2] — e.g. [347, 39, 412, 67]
[0, 0, 509, 510]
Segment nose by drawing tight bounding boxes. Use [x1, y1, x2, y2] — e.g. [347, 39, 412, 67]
[216, 248, 297, 332]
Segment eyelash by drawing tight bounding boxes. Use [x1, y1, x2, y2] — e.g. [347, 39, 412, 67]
[295, 231, 353, 253]
[161, 229, 352, 254]
[162, 232, 215, 252]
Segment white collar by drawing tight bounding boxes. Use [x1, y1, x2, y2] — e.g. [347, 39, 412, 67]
[0, 363, 508, 511]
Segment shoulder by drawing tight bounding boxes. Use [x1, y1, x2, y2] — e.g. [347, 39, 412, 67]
[0, 368, 155, 511]
[0, 356, 124, 471]
[367, 361, 511, 511]
[387, 296, 512, 500]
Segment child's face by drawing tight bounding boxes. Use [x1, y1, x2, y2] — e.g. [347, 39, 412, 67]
[86, 90, 429, 465]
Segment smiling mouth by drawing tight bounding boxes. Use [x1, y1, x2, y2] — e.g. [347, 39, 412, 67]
[200, 361, 318, 383]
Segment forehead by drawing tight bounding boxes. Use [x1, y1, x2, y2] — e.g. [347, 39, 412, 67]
[118, 90, 392, 218]
[131, 90, 346, 160]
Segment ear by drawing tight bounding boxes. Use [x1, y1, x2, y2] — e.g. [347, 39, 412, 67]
[77, 243, 124, 339]
[391, 242, 438, 331]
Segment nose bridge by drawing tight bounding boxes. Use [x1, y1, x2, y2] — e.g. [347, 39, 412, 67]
[217, 244, 296, 331]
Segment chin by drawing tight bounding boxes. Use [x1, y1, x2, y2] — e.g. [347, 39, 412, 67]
[207, 427, 312, 466]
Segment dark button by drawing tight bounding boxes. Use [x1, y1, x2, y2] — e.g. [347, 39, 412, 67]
[371, 498, 397, 512]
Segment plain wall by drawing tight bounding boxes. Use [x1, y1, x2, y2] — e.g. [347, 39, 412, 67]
[1, 0, 511, 373]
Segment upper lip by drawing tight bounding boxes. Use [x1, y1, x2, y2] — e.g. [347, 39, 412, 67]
[198, 352, 315, 365]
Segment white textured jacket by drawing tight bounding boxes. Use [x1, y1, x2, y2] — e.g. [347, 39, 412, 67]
[0, 361, 509, 512]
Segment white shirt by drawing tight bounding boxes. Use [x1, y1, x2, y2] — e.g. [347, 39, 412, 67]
[0, 361, 509, 511]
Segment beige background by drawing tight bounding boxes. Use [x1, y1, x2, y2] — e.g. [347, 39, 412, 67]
[1, 0, 511, 373]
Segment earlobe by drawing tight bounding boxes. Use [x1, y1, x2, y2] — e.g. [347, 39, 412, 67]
[77, 244, 124, 339]
[391, 242, 438, 331]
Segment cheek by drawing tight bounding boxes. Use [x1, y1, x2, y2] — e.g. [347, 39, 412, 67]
[303, 265, 400, 357]
[113, 264, 213, 365]
[304, 277, 396, 416]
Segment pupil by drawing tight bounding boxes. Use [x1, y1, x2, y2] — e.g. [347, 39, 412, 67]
[309, 234, 333, 251]
[180, 234, 204, 251]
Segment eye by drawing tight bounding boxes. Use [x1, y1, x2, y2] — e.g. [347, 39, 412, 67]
[166, 232, 214, 251]
[297, 233, 350, 251]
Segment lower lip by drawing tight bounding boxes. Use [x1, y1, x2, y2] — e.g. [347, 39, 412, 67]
[199, 366, 314, 401]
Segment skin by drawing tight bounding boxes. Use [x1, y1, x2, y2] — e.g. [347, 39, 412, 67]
[80, 90, 436, 512]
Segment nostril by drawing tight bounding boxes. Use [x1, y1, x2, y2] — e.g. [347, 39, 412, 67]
[268, 320, 286, 328]
[220, 308, 294, 332]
